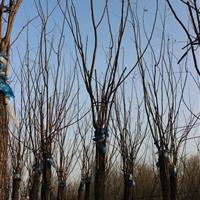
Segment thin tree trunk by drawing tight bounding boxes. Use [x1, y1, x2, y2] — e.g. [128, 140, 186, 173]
[170, 166, 177, 200]
[78, 180, 84, 200]
[85, 178, 91, 200]
[29, 171, 41, 200]
[78, 189, 84, 200]
[41, 154, 52, 200]
[158, 153, 170, 200]
[11, 176, 21, 200]
[123, 174, 134, 200]
[95, 157, 105, 200]
[0, 92, 8, 200]
[57, 180, 67, 200]
[94, 128, 106, 200]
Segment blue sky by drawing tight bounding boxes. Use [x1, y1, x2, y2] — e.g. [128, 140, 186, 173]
[10, 0, 193, 71]
[9, 1, 199, 106]
[7, 0, 200, 155]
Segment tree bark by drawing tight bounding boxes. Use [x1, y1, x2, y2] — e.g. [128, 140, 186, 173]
[41, 155, 52, 200]
[85, 178, 91, 200]
[158, 153, 170, 200]
[0, 92, 8, 200]
[57, 180, 67, 200]
[170, 166, 177, 200]
[29, 171, 41, 200]
[95, 129, 106, 200]
[11, 176, 21, 200]
[123, 174, 134, 200]
[78, 190, 84, 200]
[78, 180, 84, 200]
[95, 159, 105, 200]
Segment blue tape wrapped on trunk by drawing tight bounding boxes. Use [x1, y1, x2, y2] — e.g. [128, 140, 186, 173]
[0, 59, 14, 98]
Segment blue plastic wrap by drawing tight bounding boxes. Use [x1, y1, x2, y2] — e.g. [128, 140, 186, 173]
[33, 161, 43, 173]
[128, 178, 135, 187]
[59, 180, 67, 191]
[0, 55, 14, 99]
[171, 167, 177, 177]
[99, 143, 107, 154]
[0, 80, 14, 98]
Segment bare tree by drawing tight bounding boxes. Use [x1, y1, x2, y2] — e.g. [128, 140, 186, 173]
[9, 91, 29, 200]
[11, 2, 80, 199]
[0, 1, 22, 197]
[77, 117, 94, 200]
[55, 116, 80, 200]
[58, 1, 133, 199]
[136, 31, 197, 199]
[113, 78, 148, 200]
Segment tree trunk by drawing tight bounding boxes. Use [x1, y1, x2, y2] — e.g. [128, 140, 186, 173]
[11, 176, 21, 200]
[78, 181, 84, 200]
[78, 190, 84, 200]
[57, 180, 67, 200]
[170, 165, 177, 200]
[158, 153, 170, 200]
[123, 174, 134, 200]
[94, 128, 106, 200]
[29, 172, 41, 200]
[95, 158, 105, 200]
[85, 178, 91, 200]
[41, 155, 52, 200]
[0, 92, 8, 200]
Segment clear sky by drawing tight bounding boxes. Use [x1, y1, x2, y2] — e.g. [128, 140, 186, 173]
[7, 0, 200, 155]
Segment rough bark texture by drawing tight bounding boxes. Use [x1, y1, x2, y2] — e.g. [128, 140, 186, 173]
[0, 92, 8, 199]
[29, 172, 41, 200]
[11, 177, 21, 200]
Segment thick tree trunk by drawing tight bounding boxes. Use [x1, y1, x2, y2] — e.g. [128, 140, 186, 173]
[29, 172, 41, 200]
[0, 92, 8, 200]
[11, 176, 21, 200]
[158, 153, 170, 200]
[41, 155, 52, 200]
